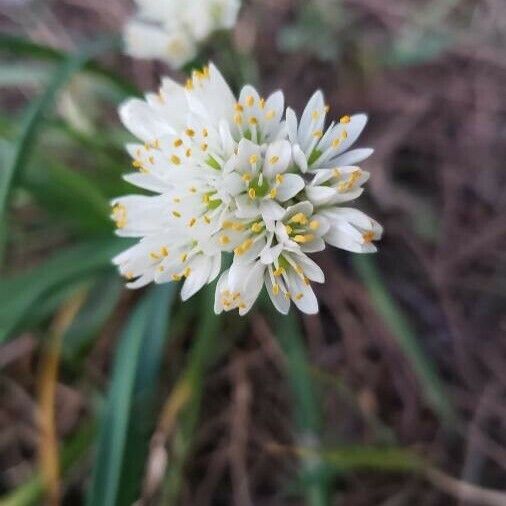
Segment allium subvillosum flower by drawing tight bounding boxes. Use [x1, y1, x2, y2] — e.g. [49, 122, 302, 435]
[124, 0, 241, 68]
[112, 64, 382, 315]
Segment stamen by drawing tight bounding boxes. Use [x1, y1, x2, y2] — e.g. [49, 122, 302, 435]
[339, 115, 351, 124]
[269, 155, 279, 165]
[173, 138, 183, 147]
[248, 188, 256, 199]
[246, 95, 254, 107]
[170, 155, 181, 165]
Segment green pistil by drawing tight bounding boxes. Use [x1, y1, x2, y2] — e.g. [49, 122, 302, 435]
[206, 155, 221, 170]
[308, 148, 322, 166]
[249, 175, 270, 198]
[208, 198, 222, 210]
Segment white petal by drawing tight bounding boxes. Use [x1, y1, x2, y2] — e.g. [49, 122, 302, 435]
[265, 273, 290, 314]
[330, 148, 373, 166]
[292, 144, 308, 173]
[181, 255, 212, 301]
[276, 174, 305, 202]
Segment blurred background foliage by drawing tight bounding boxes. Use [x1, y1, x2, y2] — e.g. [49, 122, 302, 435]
[0, 0, 505, 505]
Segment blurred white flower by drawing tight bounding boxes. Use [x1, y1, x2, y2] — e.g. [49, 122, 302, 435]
[113, 64, 382, 315]
[123, 0, 241, 68]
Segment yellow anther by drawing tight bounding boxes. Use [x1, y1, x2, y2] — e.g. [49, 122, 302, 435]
[185, 148, 192, 158]
[332, 168, 341, 178]
[235, 103, 244, 112]
[295, 292, 304, 300]
[341, 130, 348, 140]
[246, 95, 255, 107]
[125, 272, 134, 280]
[173, 197, 181, 203]
[248, 188, 256, 199]
[362, 230, 375, 243]
[185, 78, 193, 90]
[313, 129, 323, 139]
[161, 246, 169, 256]
[332, 138, 341, 148]
[112, 204, 127, 228]
[273, 267, 285, 277]
[293, 234, 314, 244]
[234, 113, 243, 124]
[272, 283, 279, 295]
[189, 186, 197, 193]
[149, 252, 160, 260]
[219, 235, 230, 245]
[171, 155, 181, 165]
[339, 115, 351, 124]
[284, 224, 293, 235]
[202, 128, 209, 137]
[242, 173, 252, 182]
[265, 110, 276, 120]
[250, 222, 263, 233]
[183, 267, 191, 277]
[203, 214, 211, 224]
[275, 174, 284, 184]
[188, 217, 197, 227]
[185, 128, 195, 137]
[202, 194, 210, 204]
[172, 210, 181, 218]
[132, 160, 142, 169]
[290, 212, 308, 225]
[174, 138, 183, 147]
[200, 142, 208, 151]
[311, 110, 319, 120]
[309, 220, 320, 230]
[238, 303, 247, 310]
[148, 155, 155, 164]
[249, 154, 258, 165]
[172, 273, 182, 281]
[324, 105, 330, 113]
[259, 97, 266, 109]
[152, 139, 160, 149]
[181, 253, 188, 262]
[249, 116, 258, 125]
[235, 239, 252, 255]
[269, 188, 277, 199]
[157, 265, 165, 272]
[269, 155, 279, 165]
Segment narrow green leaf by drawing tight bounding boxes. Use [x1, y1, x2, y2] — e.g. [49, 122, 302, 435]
[273, 312, 329, 506]
[0, 37, 120, 231]
[0, 238, 125, 342]
[21, 161, 112, 235]
[62, 274, 123, 360]
[353, 255, 456, 424]
[162, 286, 221, 504]
[87, 283, 176, 506]
[0, 35, 138, 96]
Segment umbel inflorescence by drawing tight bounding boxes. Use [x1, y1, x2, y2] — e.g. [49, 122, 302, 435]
[112, 64, 382, 315]
[124, 0, 241, 68]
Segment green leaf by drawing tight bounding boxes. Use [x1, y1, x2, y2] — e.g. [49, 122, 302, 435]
[87, 283, 176, 506]
[62, 274, 123, 361]
[0, 37, 121, 234]
[162, 286, 221, 503]
[0, 238, 126, 342]
[0, 34, 138, 96]
[21, 161, 112, 235]
[272, 312, 329, 506]
[353, 256, 456, 424]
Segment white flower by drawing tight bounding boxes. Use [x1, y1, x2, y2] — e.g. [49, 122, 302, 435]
[113, 63, 382, 316]
[123, 0, 241, 68]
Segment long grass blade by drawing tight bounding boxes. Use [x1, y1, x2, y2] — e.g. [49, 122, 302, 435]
[271, 312, 329, 506]
[0, 37, 120, 232]
[0, 35, 138, 96]
[0, 238, 125, 342]
[86, 284, 175, 506]
[352, 255, 456, 424]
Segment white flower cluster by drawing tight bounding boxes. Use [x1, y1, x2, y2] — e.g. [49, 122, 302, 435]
[124, 0, 241, 68]
[113, 64, 382, 315]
